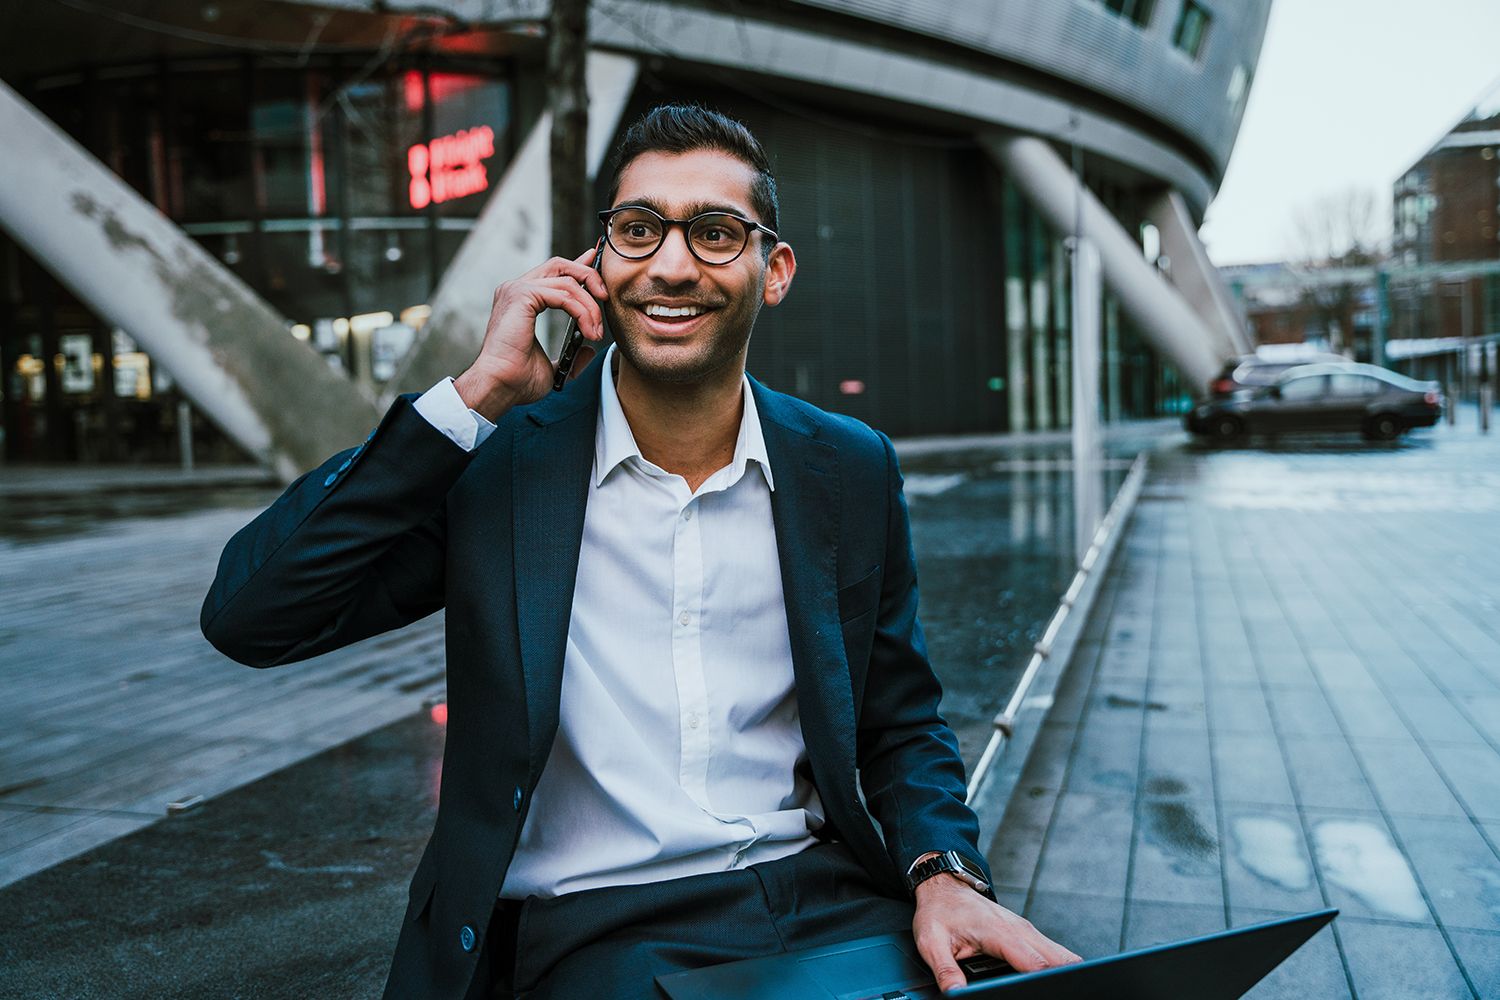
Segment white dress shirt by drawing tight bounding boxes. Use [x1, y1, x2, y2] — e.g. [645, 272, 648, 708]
[412, 346, 823, 898]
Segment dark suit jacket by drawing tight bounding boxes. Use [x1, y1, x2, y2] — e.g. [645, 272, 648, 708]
[201, 362, 989, 999]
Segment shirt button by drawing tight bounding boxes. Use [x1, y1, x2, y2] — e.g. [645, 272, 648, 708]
[679, 611, 690, 626]
[687, 713, 700, 729]
[682, 507, 693, 520]
[512, 786, 524, 811]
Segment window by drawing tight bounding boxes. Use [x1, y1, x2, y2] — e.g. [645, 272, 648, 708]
[1277, 375, 1327, 400]
[1328, 374, 1379, 396]
[1173, 1, 1211, 58]
[1097, 0, 1154, 28]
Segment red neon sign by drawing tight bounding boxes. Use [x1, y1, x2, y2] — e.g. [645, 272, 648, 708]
[408, 125, 495, 210]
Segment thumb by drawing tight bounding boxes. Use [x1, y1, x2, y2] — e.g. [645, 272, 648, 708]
[916, 933, 968, 993]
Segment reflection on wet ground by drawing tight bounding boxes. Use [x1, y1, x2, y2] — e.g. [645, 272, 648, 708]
[0, 484, 282, 541]
[898, 440, 1143, 765]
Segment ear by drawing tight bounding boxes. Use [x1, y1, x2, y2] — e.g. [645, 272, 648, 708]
[761, 242, 797, 307]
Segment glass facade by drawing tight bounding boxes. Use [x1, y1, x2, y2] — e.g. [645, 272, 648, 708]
[1098, 0, 1156, 29]
[2, 54, 517, 462]
[2, 57, 1180, 464]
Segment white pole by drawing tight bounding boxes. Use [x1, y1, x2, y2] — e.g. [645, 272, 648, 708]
[1072, 238, 1103, 563]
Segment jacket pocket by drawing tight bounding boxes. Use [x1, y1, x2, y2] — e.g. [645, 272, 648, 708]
[837, 564, 882, 623]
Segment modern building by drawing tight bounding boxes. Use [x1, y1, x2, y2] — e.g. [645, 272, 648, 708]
[0, 0, 1267, 471]
[1391, 78, 1500, 350]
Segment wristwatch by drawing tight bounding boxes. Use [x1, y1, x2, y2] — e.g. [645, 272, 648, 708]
[905, 850, 996, 900]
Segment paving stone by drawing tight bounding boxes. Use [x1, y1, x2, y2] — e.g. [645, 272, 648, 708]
[1213, 734, 1298, 807]
[1281, 736, 1383, 813]
[1022, 890, 1125, 961]
[1033, 791, 1134, 899]
[1302, 809, 1434, 926]
[1221, 805, 1326, 916]
[1384, 813, 1500, 934]
[988, 782, 1061, 892]
[1130, 796, 1223, 907]
[1066, 716, 1143, 798]
[1337, 918, 1473, 1000]
[1207, 686, 1277, 737]
[1350, 739, 1469, 819]
[1448, 928, 1500, 999]
[1235, 910, 1351, 1000]
[1121, 899, 1225, 951]
[1425, 743, 1500, 823]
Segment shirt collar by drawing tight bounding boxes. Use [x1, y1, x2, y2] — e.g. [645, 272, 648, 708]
[594, 343, 775, 492]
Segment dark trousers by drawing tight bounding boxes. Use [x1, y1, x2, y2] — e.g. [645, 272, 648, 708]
[463, 841, 916, 1000]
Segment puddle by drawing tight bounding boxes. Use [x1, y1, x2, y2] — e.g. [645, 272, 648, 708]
[1145, 800, 1218, 867]
[1103, 694, 1168, 711]
[1312, 820, 1427, 921]
[1231, 816, 1312, 891]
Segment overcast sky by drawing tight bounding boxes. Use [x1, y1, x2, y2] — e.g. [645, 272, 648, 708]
[1199, 0, 1500, 266]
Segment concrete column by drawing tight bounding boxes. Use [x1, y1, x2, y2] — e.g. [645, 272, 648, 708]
[1146, 188, 1253, 356]
[383, 51, 638, 402]
[1071, 238, 1103, 563]
[983, 134, 1228, 394]
[0, 79, 380, 482]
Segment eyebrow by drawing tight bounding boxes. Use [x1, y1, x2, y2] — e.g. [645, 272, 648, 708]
[611, 196, 755, 221]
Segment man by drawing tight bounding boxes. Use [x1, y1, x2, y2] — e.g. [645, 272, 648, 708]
[202, 104, 1077, 999]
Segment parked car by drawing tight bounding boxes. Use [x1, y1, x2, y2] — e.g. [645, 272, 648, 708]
[1208, 352, 1350, 397]
[1185, 362, 1445, 443]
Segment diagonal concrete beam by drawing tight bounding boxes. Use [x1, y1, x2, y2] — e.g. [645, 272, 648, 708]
[383, 50, 638, 404]
[0, 79, 379, 483]
[1146, 189, 1253, 357]
[982, 133, 1230, 394]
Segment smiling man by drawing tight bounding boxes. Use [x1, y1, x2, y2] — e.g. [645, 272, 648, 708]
[201, 104, 1077, 999]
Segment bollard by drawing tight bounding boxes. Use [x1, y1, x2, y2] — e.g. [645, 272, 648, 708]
[1482, 383, 1493, 434]
[1446, 382, 1457, 426]
[177, 399, 195, 472]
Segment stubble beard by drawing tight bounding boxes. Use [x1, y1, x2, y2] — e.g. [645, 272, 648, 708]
[605, 285, 763, 386]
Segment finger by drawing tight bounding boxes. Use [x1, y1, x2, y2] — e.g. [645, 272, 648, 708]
[978, 919, 1057, 974]
[535, 253, 609, 302]
[533, 277, 605, 338]
[507, 282, 600, 345]
[914, 932, 967, 994]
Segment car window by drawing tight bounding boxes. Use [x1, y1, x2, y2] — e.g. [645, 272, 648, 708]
[1329, 374, 1380, 396]
[1278, 374, 1328, 400]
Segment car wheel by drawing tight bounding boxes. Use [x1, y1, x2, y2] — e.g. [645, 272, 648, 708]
[1363, 413, 1402, 441]
[1209, 415, 1245, 443]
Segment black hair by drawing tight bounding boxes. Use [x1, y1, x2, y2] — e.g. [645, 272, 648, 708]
[607, 104, 780, 252]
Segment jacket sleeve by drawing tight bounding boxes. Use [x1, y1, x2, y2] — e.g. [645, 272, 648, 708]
[855, 431, 992, 889]
[200, 393, 476, 668]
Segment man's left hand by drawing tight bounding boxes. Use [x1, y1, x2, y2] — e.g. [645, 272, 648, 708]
[912, 874, 1082, 993]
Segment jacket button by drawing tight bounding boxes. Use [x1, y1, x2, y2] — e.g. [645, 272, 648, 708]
[459, 924, 476, 952]
[513, 786, 524, 811]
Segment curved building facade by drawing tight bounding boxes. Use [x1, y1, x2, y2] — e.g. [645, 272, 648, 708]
[0, 0, 1270, 467]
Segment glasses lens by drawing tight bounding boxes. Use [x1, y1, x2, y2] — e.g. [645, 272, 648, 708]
[607, 208, 664, 258]
[688, 214, 750, 263]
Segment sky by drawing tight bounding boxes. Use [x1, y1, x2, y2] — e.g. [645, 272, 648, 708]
[1199, 0, 1500, 266]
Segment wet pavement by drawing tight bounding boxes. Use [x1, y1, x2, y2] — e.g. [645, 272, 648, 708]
[0, 421, 1172, 997]
[989, 414, 1500, 999]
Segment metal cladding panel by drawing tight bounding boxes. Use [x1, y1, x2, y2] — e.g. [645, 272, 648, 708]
[786, 0, 1273, 177]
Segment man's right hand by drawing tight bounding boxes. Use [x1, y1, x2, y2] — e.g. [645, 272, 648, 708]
[453, 247, 608, 422]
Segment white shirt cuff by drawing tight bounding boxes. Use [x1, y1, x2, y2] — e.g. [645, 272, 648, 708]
[413, 376, 498, 452]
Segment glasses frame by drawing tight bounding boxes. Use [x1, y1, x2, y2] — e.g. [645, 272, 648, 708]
[596, 206, 779, 266]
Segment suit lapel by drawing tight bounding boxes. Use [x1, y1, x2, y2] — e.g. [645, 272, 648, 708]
[753, 380, 859, 800]
[512, 371, 600, 771]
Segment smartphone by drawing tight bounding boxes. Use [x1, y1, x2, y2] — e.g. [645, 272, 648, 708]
[552, 237, 607, 392]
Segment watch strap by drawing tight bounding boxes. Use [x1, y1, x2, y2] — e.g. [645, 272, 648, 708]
[905, 850, 995, 900]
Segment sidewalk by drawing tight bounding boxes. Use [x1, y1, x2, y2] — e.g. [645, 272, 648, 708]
[986, 418, 1500, 999]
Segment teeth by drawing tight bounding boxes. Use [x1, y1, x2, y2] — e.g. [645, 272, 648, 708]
[644, 304, 704, 318]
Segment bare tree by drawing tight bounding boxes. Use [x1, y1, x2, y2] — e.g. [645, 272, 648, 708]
[1288, 187, 1386, 355]
[549, 0, 590, 261]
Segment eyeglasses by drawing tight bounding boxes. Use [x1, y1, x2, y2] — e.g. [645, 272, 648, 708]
[597, 206, 778, 265]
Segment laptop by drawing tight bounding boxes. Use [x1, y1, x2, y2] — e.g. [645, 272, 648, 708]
[657, 908, 1336, 1000]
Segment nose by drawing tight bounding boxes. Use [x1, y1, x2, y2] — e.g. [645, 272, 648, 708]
[645, 224, 701, 286]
